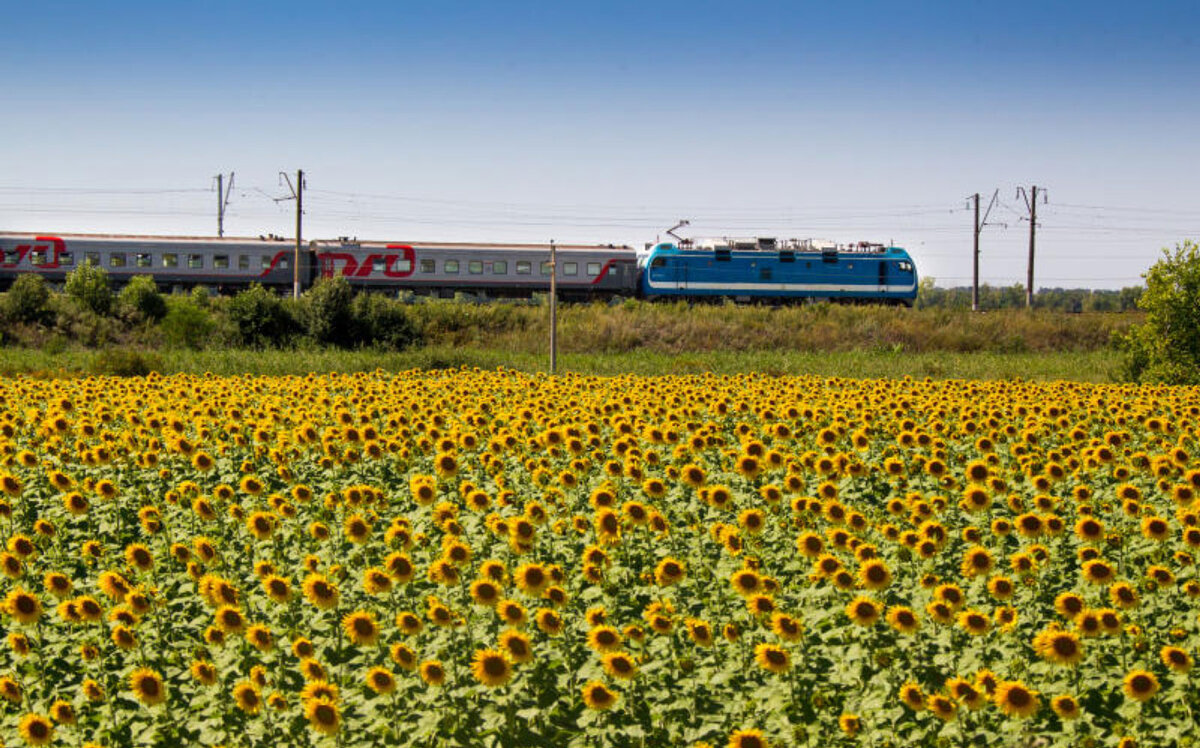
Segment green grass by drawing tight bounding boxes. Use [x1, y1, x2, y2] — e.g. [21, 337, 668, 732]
[0, 345, 1123, 382]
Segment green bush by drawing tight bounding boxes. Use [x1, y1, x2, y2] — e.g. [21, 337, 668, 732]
[161, 297, 216, 349]
[1120, 240, 1200, 384]
[224, 284, 297, 348]
[118, 275, 168, 322]
[64, 264, 113, 316]
[3, 274, 52, 324]
[301, 276, 357, 346]
[90, 348, 162, 377]
[351, 293, 420, 350]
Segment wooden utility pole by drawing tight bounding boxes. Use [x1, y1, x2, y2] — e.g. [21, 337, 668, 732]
[549, 240, 558, 374]
[969, 190, 999, 312]
[1017, 185, 1045, 308]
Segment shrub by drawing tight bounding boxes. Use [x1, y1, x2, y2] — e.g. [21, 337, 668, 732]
[64, 264, 113, 316]
[301, 276, 357, 346]
[352, 293, 420, 351]
[4, 274, 52, 324]
[225, 284, 297, 348]
[161, 297, 216, 349]
[1120, 240, 1200, 384]
[118, 276, 168, 322]
[90, 348, 162, 377]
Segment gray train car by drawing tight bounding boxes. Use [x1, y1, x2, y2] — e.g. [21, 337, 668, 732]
[0, 232, 312, 291]
[311, 239, 639, 299]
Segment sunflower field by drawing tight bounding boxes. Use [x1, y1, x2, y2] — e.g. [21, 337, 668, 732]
[0, 370, 1198, 748]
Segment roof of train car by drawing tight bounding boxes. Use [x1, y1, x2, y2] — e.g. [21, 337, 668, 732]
[0, 231, 635, 252]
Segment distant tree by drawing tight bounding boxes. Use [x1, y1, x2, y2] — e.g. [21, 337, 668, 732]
[118, 275, 168, 322]
[1120, 240, 1200, 384]
[64, 264, 113, 316]
[225, 284, 296, 348]
[3, 274, 52, 324]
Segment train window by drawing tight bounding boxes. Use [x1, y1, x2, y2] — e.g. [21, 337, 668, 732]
[492, 261, 507, 274]
[898, 261, 913, 272]
[279, 257, 290, 270]
[60, 252, 74, 266]
[136, 253, 152, 268]
[587, 262, 601, 276]
[420, 259, 435, 273]
[239, 255, 250, 271]
[779, 251, 795, 263]
[162, 253, 178, 268]
[3, 249, 19, 264]
[214, 255, 230, 269]
[85, 252, 100, 266]
[394, 258, 412, 273]
[30, 249, 46, 264]
[109, 253, 126, 268]
[468, 260, 483, 274]
[373, 257, 386, 273]
[651, 257, 666, 269]
[516, 261, 531, 275]
[188, 254, 204, 269]
[563, 262, 578, 276]
[540, 261, 551, 276]
[715, 249, 731, 262]
[445, 260, 459, 274]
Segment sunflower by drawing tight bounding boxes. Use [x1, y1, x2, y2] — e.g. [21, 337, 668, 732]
[994, 680, 1039, 717]
[1051, 694, 1081, 720]
[899, 682, 925, 710]
[845, 596, 881, 627]
[302, 574, 339, 610]
[471, 649, 513, 688]
[946, 677, 985, 710]
[581, 680, 619, 710]
[960, 546, 994, 577]
[858, 559, 892, 590]
[1033, 629, 1085, 666]
[419, 661, 446, 686]
[769, 612, 803, 641]
[655, 557, 687, 586]
[886, 605, 920, 634]
[587, 624, 622, 652]
[927, 694, 958, 721]
[727, 729, 769, 748]
[1054, 592, 1085, 620]
[305, 697, 341, 735]
[129, 668, 166, 706]
[213, 605, 246, 634]
[499, 628, 533, 664]
[958, 610, 991, 636]
[5, 588, 42, 625]
[602, 652, 639, 680]
[730, 568, 763, 596]
[1161, 646, 1193, 673]
[1123, 670, 1160, 702]
[233, 681, 262, 714]
[190, 660, 218, 686]
[754, 643, 791, 674]
[18, 713, 54, 746]
[514, 563, 550, 596]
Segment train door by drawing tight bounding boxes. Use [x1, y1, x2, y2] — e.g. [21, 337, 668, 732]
[878, 260, 888, 294]
[671, 256, 688, 291]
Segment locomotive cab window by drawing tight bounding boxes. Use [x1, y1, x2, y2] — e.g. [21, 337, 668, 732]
[214, 255, 229, 269]
[516, 261, 531, 275]
[85, 252, 100, 266]
[563, 262, 578, 276]
[468, 260, 483, 274]
[492, 261, 507, 274]
[587, 262, 601, 276]
[188, 254, 204, 269]
[444, 260, 459, 274]
[650, 257, 666, 269]
[162, 253, 178, 268]
[238, 255, 250, 271]
[136, 253, 152, 268]
[420, 259, 435, 273]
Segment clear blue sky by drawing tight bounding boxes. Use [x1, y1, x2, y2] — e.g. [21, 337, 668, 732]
[3, 1, 1199, 288]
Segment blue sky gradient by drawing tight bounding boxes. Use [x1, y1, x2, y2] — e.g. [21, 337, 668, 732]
[3, 1, 1199, 287]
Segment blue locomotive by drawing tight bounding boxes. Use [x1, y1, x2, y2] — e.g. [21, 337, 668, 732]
[639, 237, 918, 305]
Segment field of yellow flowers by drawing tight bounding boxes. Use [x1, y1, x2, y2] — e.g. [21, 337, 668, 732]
[0, 370, 1197, 748]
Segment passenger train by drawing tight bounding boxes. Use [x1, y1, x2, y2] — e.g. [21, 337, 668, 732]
[0, 231, 918, 304]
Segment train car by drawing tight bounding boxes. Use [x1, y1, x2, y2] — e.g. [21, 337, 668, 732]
[0, 232, 313, 291]
[312, 238, 639, 299]
[638, 237, 918, 305]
